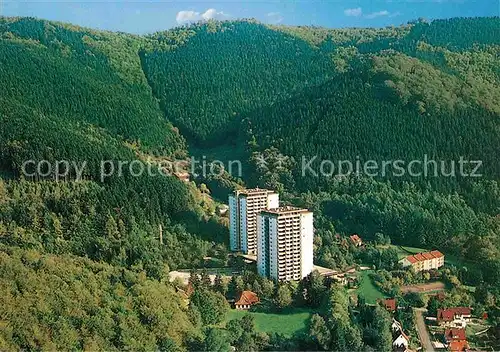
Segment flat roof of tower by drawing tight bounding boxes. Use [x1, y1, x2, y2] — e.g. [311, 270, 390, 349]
[260, 206, 311, 215]
[234, 188, 278, 196]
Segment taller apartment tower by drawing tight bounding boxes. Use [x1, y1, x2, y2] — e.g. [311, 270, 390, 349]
[257, 207, 313, 282]
[229, 188, 279, 254]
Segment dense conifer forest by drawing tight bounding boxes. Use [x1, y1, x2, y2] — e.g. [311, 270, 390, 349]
[0, 16, 499, 350]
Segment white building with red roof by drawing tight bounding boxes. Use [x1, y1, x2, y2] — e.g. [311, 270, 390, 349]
[392, 319, 410, 351]
[437, 308, 472, 328]
[399, 250, 444, 272]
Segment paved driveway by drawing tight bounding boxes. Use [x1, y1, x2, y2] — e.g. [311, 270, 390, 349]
[414, 308, 435, 352]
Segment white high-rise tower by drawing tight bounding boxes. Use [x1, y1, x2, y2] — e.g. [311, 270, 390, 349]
[229, 188, 279, 254]
[257, 206, 313, 281]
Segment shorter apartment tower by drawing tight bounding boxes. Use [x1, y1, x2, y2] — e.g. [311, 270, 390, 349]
[257, 207, 313, 281]
[229, 188, 279, 254]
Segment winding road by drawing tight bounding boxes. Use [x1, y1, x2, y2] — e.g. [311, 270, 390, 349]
[414, 308, 435, 352]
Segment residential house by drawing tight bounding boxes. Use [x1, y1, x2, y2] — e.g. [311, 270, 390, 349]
[399, 250, 445, 272]
[350, 234, 363, 247]
[382, 298, 397, 312]
[392, 319, 410, 352]
[448, 340, 469, 352]
[393, 333, 410, 351]
[444, 328, 466, 342]
[234, 290, 260, 310]
[437, 307, 472, 328]
[392, 319, 403, 333]
[444, 328, 469, 352]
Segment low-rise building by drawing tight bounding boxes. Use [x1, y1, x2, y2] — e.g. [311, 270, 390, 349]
[448, 340, 469, 352]
[399, 250, 445, 272]
[393, 333, 410, 351]
[349, 234, 363, 247]
[437, 307, 472, 328]
[444, 328, 469, 352]
[392, 319, 410, 352]
[234, 290, 260, 310]
[382, 298, 397, 312]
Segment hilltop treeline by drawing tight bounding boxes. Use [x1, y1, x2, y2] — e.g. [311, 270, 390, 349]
[0, 17, 185, 154]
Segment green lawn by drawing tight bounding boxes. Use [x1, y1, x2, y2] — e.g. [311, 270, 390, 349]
[356, 270, 388, 304]
[226, 308, 313, 336]
[467, 321, 490, 339]
[390, 245, 429, 259]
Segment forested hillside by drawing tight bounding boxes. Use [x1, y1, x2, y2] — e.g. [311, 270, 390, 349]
[141, 20, 336, 145]
[0, 19, 186, 156]
[0, 246, 197, 350]
[0, 18, 229, 348]
[0, 16, 227, 264]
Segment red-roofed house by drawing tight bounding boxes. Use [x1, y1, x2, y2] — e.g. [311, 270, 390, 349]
[444, 328, 469, 352]
[349, 234, 363, 247]
[399, 250, 445, 272]
[448, 340, 469, 352]
[437, 308, 472, 327]
[234, 291, 260, 310]
[381, 298, 397, 312]
[444, 328, 466, 342]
